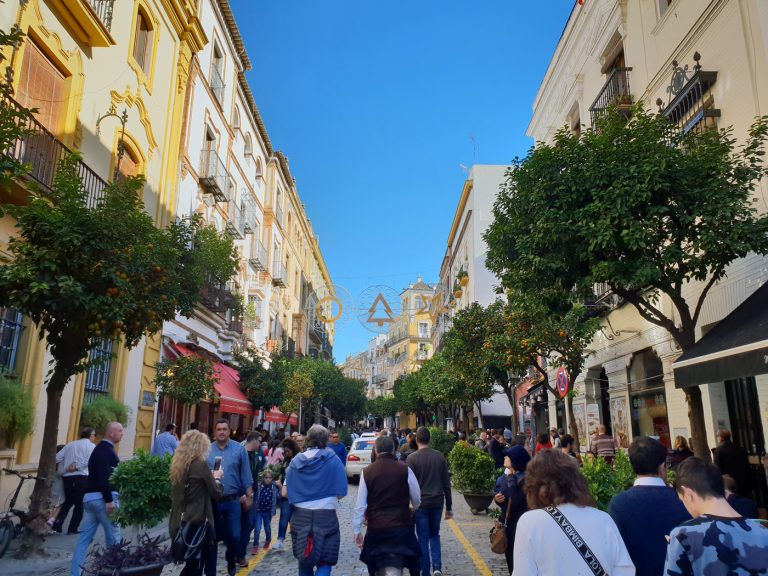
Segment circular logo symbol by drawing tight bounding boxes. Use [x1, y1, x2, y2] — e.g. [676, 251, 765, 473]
[556, 367, 570, 398]
[305, 284, 353, 327]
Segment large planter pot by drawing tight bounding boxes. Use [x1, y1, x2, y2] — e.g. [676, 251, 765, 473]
[459, 276, 469, 287]
[99, 563, 166, 576]
[462, 492, 494, 514]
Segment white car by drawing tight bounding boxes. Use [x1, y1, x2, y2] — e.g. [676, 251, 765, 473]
[345, 438, 375, 481]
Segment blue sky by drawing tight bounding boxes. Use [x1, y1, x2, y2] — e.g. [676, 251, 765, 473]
[229, 0, 575, 362]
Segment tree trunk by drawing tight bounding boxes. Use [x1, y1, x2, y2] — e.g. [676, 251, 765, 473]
[685, 386, 711, 462]
[565, 393, 581, 456]
[19, 360, 75, 556]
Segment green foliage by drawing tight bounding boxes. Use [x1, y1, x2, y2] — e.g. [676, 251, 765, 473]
[441, 303, 497, 406]
[0, 376, 34, 447]
[154, 354, 216, 405]
[80, 396, 130, 436]
[447, 442, 497, 494]
[428, 426, 457, 457]
[580, 451, 635, 511]
[280, 368, 313, 423]
[236, 352, 283, 411]
[110, 449, 171, 530]
[0, 167, 239, 380]
[366, 395, 398, 419]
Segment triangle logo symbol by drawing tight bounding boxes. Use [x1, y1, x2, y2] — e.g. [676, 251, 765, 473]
[367, 293, 395, 327]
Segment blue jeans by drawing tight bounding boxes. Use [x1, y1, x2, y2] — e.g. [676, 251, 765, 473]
[238, 502, 255, 557]
[414, 506, 443, 576]
[70, 497, 121, 576]
[206, 498, 242, 576]
[277, 497, 293, 540]
[298, 565, 332, 576]
[253, 511, 272, 545]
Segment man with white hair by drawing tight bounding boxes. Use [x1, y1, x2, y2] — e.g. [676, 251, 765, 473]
[285, 424, 348, 575]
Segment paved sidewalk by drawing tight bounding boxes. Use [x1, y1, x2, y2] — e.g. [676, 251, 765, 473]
[0, 485, 510, 576]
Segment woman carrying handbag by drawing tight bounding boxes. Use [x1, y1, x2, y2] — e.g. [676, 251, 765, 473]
[493, 445, 530, 575]
[170, 430, 224, 576]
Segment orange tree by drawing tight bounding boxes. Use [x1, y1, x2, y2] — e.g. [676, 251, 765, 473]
[441, 304, 497, 432]
[485, 107, 768, 460]
[484, 291, 599, 453]
[0, 158, 238, 550]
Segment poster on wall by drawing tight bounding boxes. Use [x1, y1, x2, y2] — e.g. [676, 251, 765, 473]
[573, 403, 587, 452]
[587, 404, 600, 444]
[610, 397, 630, 449]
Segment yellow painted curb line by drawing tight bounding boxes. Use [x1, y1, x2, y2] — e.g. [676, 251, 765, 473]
[447, 518, 493, 576]
[236, 545, 269, 576]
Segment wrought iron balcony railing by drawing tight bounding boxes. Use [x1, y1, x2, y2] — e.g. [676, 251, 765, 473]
[199, 148, 230, 202]
[2, 94, 108, 208]
[89, 0, 115, 30]
[271, 259, 287, 287]
[225, 199, 245, 239]
[589, 67, 633, 126]
[248, 240, 267, 272]
[199, 276, 235, 314]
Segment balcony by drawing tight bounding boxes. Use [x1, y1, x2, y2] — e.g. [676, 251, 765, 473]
[271, 259, 287, 287]
[241, 194, 257, 234]
[309, 320, 327, 344]
[48, 0, 115, 47]
[657, 54, 720, 134]
[210, 65, 225, 105]
[248, 240, 268, 272]
[199, 276, 235, 315]
[589, 67, 633, 127]
[228, 316, 243, 334]
[2, 94, 108, 208]
[247, 272, 266, 294]
[199, 148, 230, 202]
[225, 200, 245, 239]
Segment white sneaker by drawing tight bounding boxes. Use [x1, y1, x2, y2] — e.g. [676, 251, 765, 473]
[273, 539, 284, 550]
[432, 570, 443, 576]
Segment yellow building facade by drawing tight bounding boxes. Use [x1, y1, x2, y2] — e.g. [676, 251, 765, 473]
[0, 0, 206, 499]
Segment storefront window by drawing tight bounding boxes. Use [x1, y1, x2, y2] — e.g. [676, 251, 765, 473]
[628, 349, 670, 448]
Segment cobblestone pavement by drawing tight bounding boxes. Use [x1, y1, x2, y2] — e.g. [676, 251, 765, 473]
[0, 484, 509, 576]
[243, 483, 510, 576]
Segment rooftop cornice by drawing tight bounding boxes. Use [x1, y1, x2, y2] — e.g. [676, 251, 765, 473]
[216, 0, 252, 70]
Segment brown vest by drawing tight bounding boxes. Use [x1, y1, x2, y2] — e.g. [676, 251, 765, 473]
[363, 453, 411, 530]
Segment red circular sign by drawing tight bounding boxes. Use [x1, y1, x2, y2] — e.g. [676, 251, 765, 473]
[556, 367, 570, 398]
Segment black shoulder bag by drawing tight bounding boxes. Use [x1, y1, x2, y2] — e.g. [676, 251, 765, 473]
[171, 465, 210, 564]
[544, 505, 608, 576]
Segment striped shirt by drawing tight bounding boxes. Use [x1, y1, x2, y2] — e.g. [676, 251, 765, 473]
[56, 438, 95, 477]
[590, 434, 617, 457]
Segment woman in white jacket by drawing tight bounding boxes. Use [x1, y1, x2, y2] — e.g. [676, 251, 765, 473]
[512, 449, 635, 576]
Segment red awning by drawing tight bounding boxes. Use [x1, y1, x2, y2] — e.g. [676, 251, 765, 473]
[264, 406, 298, 426]
[165, 342, 253, 416]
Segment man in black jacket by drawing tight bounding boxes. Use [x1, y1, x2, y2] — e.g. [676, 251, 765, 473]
[70, 422, 123, 576]
[714, 429, 751, 498]
[407, 427, 452, 576]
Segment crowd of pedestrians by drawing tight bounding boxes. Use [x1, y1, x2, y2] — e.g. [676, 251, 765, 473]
[60, 417, 767, 576]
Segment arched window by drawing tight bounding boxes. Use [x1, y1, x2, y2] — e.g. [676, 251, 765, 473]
[232, 106, 241, 132]
[244, 133, 253, 157]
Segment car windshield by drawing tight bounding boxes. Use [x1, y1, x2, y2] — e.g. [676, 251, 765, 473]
[352, 440, 374, 451]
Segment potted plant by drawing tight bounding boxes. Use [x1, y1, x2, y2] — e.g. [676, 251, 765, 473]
[86, 449, 172, 576]
[454, 282, 463, 299]
[457, 268, 469, 287]
[0, 375, 34, 449]
[447, 442, 497, 514]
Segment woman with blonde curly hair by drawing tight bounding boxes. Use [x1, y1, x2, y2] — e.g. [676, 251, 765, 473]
[512, 449, 634, 576]
[170, 430, 223, 576]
